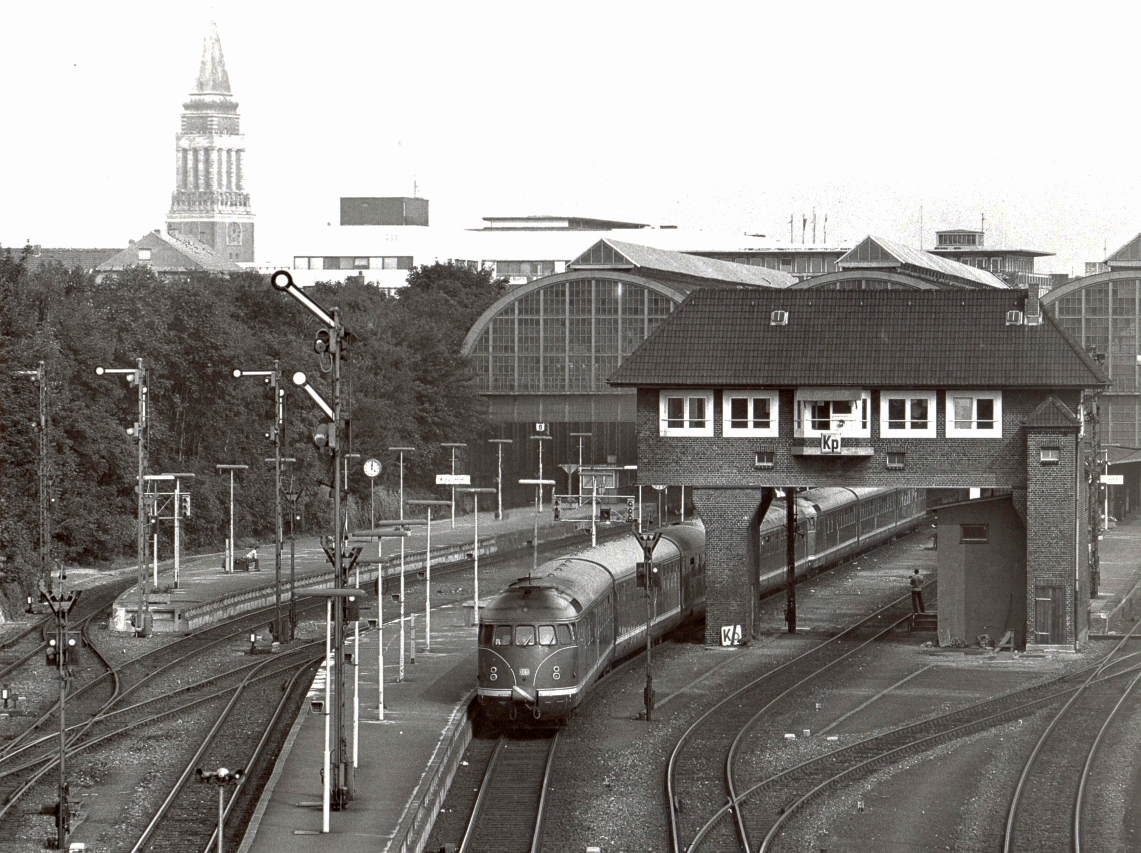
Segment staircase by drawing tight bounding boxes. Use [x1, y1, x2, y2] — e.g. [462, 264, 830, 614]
[910, 612, 938, 634]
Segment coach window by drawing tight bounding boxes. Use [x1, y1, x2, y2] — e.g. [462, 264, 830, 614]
[492, 626, 512, 646]
[794, 388, 870, 438]
[880, 391, 936, 437]
[659, 390, 714, 436]
[723, 391, 779, 437]
[538, 625, 557, 646]
[515, 625, 536, 646]
[946, 391, 1002, 438]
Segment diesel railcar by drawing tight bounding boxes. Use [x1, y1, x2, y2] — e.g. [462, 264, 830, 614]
[477, 487, 927, 726]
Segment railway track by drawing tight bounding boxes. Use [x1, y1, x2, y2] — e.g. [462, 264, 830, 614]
[1003, 626, 1141, 853]
[458, 733, 559, 853]
[668, 591, 922, 853]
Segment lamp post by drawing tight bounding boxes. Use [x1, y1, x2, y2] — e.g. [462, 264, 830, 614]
[519, 479, 556, 575]
[96, 360, 149, 635]
[632, 525, 662, 721]
[389, 447, 415, 521]
[440, 443, 466, 528]
[530, 434, 553, 512]
[214, 465, 249, 575]
[407, 499, 449, 651]
[272, 269, 352, 806]
[569, 431, 591, 505]
[456, 488, 496, 626]
[488, 439, 513, 520]
[363, 458, 381, 530]
[234, 363, 286, 639]
[196, 766, 244, 853]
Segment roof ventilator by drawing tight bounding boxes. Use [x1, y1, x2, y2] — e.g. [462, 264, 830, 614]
[1005, 310, 1023, 326]
[770, 310, 789, 326]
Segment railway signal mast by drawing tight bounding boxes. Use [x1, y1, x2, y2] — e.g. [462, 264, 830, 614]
[41, 577, 80, 850]
[270, 270, 354, 808]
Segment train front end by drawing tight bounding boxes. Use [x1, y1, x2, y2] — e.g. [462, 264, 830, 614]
[477, 583, 580, 726]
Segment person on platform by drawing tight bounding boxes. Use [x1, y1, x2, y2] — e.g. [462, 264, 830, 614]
[909, 568, 925, 613]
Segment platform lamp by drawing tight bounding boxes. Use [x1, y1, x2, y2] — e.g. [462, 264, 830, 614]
[488, 439, 513, 520]
[569, 432, 591, 505]
[296, 587, 365, 832]
[530, 434, 553, 512]
[388, 447, 415, 521]
[214, 465, 249, 575]
[519, 479, 556, 575]
[440, 442, 466, 528]
[456, 488, 496, 626]
[406, 499, 449, 650]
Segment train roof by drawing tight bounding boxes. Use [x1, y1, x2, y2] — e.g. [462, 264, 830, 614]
[484, 521, 705, 619]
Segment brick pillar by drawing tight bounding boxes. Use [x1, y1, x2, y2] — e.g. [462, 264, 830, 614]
[692, 488, 767, 647]
[1025, 428, 1085, 647]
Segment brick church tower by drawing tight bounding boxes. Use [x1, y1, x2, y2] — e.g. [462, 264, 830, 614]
[166, 23, 254, 263]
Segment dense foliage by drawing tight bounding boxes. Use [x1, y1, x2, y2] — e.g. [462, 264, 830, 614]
[0, 251, 504, 601]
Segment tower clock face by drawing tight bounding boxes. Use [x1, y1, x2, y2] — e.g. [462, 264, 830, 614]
[227, 222, 242, 245]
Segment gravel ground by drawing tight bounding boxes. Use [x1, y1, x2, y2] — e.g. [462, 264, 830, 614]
[537, 530, 1125, 853]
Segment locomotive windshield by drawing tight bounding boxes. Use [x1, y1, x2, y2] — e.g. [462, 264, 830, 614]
[481, 623, 576, 646]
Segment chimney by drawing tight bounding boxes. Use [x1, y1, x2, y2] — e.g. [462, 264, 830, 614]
[1026, 281, 1041, 325]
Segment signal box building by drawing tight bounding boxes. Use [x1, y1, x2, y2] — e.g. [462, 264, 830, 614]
[609, 287, 1108, 649]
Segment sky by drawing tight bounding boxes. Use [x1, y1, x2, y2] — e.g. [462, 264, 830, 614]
[3, 1, 1139, 275]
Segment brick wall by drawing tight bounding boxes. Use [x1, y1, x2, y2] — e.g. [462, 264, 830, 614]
[692, 488, 767, 645]
[636, 388, 1082, 490]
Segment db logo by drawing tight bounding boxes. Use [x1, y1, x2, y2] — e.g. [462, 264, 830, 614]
[820, 433, 841, 454]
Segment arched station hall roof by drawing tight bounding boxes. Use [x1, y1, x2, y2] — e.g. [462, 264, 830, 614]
[789, 236, 1009, 290]
[461, 239, 796, 397]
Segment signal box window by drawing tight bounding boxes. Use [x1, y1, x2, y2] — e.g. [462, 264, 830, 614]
[723, 392, 779, 437]
[794, 389, 870, 438]
[538, 625, 557, 646]
[946, 392, 1002, 438]
[961, 524, 989, 544]
[492, 625, 512, 646]
[880, 391, 936, 437]
[659, 391, 714, 436]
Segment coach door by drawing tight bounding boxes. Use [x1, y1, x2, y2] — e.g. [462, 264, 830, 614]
[1034, 586, 1066, 644]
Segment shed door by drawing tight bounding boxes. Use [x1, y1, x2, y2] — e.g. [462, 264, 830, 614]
[1034, 586, 1066, 644]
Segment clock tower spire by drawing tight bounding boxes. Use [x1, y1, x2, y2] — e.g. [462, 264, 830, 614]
[166, 22, 255, 263]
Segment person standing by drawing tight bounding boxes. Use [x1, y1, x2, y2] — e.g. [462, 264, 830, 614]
[909, 568, 925, 613]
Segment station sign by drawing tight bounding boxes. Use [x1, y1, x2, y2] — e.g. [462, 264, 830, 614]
[1101, 474, 1124, 485]
[435, 474, 471, 486]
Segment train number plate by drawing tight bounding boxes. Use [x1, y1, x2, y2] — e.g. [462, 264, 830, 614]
[519, 668, 531, 677]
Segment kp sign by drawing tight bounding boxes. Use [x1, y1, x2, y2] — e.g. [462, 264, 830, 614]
[821, 433, 842, 455]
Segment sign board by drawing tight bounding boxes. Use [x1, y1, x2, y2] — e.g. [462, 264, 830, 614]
[651, 484, 667, 491]
[821, 433, 842, 454]
[1102, 474, 1124, 485]
[581, 471, 617, 490]
[720, 625, 743, 646]
[363, 458, 381, 478]
[535, 422, 546, 433]
[435, 474, 471, 486]
[559, 463, 579, 474]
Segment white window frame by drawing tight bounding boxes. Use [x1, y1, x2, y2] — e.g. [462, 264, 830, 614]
[879, 391, 937, 438]
[723, 391, 779, 437]
[659, 390, 714, 437]
[794, 390, 871, 438]
[946, 391, 1002, 438]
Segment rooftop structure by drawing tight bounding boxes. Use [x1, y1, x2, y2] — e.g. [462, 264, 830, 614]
[799, 236, 1008, 290]
[929, 228, 1053, 290]
[96, 229, 244, 279]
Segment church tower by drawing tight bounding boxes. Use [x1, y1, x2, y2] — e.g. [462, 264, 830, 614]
[166, 23, 254, 263]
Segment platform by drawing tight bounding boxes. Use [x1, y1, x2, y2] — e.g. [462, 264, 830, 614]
[1088, 510, 1141, 636]
[109, 507, 586, 634]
